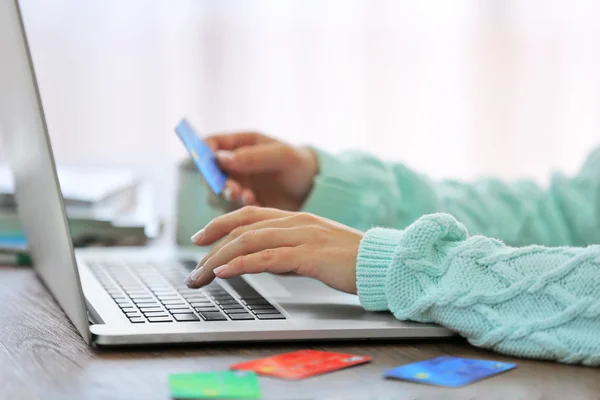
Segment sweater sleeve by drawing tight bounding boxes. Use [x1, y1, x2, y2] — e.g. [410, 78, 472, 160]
[303, 146, 600, 247]
[357, 213, 600, 365]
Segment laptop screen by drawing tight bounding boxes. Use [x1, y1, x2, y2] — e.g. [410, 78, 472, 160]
[0, 0, 90, 343]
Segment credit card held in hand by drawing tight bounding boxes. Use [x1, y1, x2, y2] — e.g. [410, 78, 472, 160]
[175, 118, 227, 195]
[230, 350, 372, 380]
[384, 356, 516, 388]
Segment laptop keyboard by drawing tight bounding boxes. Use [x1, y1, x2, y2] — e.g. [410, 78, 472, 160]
[88, 260, 285, 323]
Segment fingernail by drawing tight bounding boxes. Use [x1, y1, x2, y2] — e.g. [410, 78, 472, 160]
[190, 229, 205, 243]
[223, 187, 232, 202]
[185, 266, 204, 285]
[216, 150, 235, 164]
[242, 192, 252, 206]
[213, 265, 227, 276]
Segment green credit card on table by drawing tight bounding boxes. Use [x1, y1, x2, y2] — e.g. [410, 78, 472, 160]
[168, 371, 261, 399]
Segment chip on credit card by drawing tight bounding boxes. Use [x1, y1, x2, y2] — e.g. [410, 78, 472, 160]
[175, 118, 227, 195]
[230, 350, 372, 380]
[168, 371, 261, 399]
[384, 356, 516, 388]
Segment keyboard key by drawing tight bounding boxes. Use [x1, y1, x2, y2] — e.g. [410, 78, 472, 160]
[125, 291, 149, 296]
[206, 288, 226, 294]
[185, 297, 211, 303]
[129, 295, 154, 301]
[190, 302, 213, 308]
[198, 311, 227, 321]
[211, 293, 233, 298]
[252, 309, 281, 315]
[125, 310, 141, 315]
[244, 299, 270, 306]
[214, 299, 240, 305]
[256, 313, 285, 320]
[183, 295, 208, 301]
[169, 308, 194, 314]
[132, 298, 156, 304]
[123, 287, 145, 292]
[111, 295, 127, 301]
[207, 292, 229, 298]
[134, 301, 160, 306]
[165, 304, 191, 310]
[173, 313, 200, 322]
[148, 316, 173, 323]
[129, 317, 146, 323]
[247, 304, 277, 310]
[176, 286, 199, 292]
[139, 306, 162, 312]
[143, 312, 169, 318]
[128, 292, 151, 297]
[225, 309, 251, 314]
[161, 300, 185, 305]
[228, 313, 255, 321]
[120, 306, 136, 312]
[152, 290, 177, 295]
[194, 306, 219, 312]
[178, 292, 202, 297]
[156, 295, 180, 301]
[221, 304, 245, 310]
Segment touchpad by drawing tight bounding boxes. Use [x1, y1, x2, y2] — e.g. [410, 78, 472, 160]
[244, 274, 396, 322]
[245, 273, 356, 301]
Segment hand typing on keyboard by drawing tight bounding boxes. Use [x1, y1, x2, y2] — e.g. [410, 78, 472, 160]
[185, 207, 364, 294]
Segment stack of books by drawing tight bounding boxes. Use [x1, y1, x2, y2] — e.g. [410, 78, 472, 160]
[0, 167, 160, 265]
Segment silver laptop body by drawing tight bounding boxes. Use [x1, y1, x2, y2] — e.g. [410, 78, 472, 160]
[0, 0, 453, 346]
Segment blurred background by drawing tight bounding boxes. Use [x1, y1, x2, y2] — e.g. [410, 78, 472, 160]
[13, 0, 600, 183]
[4, 0, 600, 242]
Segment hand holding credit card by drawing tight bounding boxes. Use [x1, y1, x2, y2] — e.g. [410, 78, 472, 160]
[175, 118, 228, 195]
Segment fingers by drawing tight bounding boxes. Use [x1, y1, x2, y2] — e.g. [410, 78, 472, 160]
[215, 247, 301, 279]
[215, 143, 295, 173]
[222, 180, 242, 203]
[222, 180, 258, 206]
[186, 228, 310, 288]
[241, 189, 257, 206]
[205, 132, 270, 152]
[198, 215, 304, 266]
[191, 206, 292, 246]
[186, 247, 301, 288]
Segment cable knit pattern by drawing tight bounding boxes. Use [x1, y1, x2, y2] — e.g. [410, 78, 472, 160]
[302, 145, 600, 365]
[357, 214, 600, 365]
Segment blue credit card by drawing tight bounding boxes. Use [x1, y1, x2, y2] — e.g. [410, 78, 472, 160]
[384, 356, 516, 388]
[175, 118, 228, 195]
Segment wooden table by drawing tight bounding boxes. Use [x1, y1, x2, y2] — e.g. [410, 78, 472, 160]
[1, 265, 599, 400]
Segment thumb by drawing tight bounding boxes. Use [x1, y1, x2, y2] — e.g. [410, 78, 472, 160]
[216, 143, 294, 173]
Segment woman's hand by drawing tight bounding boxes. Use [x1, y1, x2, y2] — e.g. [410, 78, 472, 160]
[205, 132, 319, 211]
[185, 206, 363, 294]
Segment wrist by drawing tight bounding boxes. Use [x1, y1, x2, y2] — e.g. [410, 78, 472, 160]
[294, 147, 319, 209]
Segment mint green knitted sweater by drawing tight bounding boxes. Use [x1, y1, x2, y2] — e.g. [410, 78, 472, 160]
[302, 147, 600, 366]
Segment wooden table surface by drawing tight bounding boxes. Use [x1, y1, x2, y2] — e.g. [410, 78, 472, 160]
[1, 265, 599, 400]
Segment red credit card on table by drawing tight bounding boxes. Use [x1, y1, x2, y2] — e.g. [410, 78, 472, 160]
[230, 350, 372, 380]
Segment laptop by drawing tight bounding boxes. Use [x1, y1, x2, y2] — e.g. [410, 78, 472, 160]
[0, 0, 453, 347]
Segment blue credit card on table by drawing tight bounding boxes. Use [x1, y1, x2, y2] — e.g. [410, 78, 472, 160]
[384, 356, 516, 388]
[175, 118, 228, 195]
